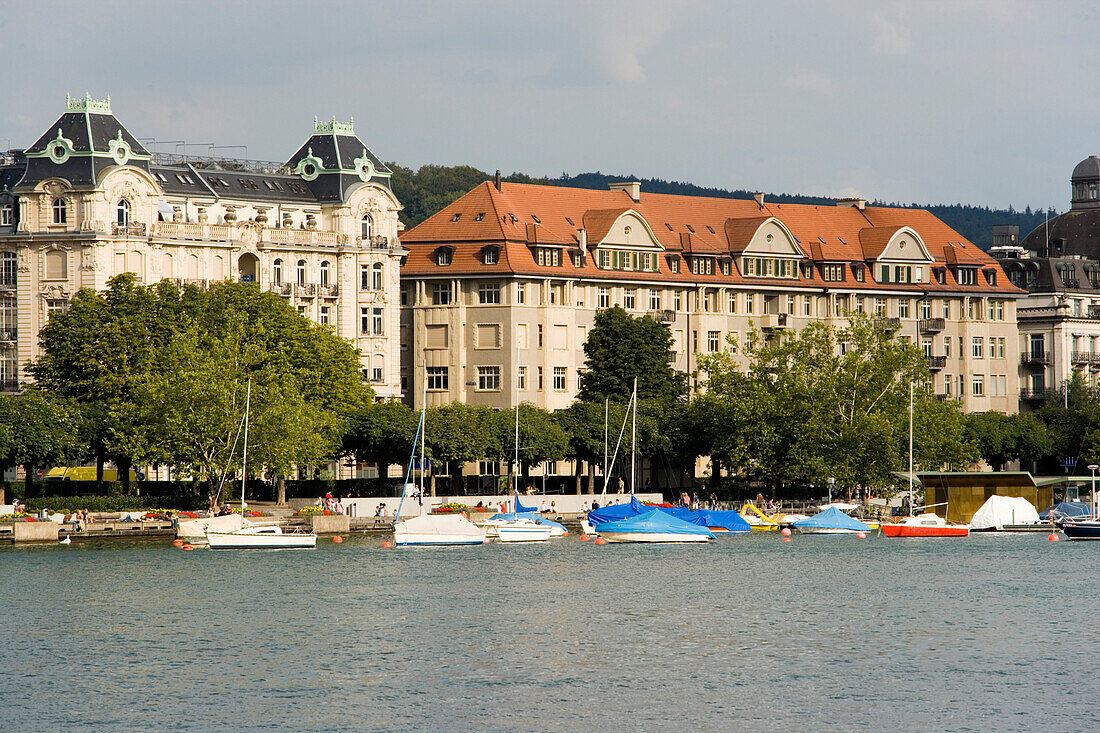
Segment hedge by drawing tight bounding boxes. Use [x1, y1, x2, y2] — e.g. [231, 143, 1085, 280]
[22, 495, 205, 513]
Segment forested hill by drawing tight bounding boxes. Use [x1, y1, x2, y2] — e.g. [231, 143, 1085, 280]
[387, 164, 1055, 250]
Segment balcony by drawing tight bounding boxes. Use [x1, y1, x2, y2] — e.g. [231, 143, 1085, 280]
[0, 379, 18, 392]
[647, 309, 675, 324]
[926, 355, 946, 371]
[1020, 350, 1050, 367]
[359, 235, 391, 250]
[918, 317, 945, 333]
[319, 284, 339, 298]
[759, 313, 789, 331]
[1019, 388, 1046, 402]
[266, 228, 339, 247]
[153, 222, 233, 241]
[112, 223, 147, 237]
[170, 278, 210, 290]
[873, 316, 901, 330]
[0, 275, 16, 291]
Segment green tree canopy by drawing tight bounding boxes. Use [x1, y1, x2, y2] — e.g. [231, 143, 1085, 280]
[578, 306, 687, 403]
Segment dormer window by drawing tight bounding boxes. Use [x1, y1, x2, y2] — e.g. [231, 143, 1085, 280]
[53, 197, 67, 224]
[956, 267, 976, 286]
[983, 269, 997, 286]
[822, 264, 845, 282]
[361, 214, 373, 240]
[854, 266, 865, 282]
[116, 199, 131, 226]
[690, 257, 714, 275]
[536, 247, 561, 267]
[451, 213, 461, 222]
[482, 247, 499, 265]
[669, 257, 680, 273]
[435, 248, 453, 266]
[933, 267, 947, 284]
[742, 257, 794, 278]
[0, 204, 12, 227]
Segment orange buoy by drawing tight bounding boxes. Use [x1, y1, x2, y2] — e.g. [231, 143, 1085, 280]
[332, 535, 343, 543]
[780, 527, 791, 536]
[1048, 532, 1060, 542]
[856, 531, 866, 539]
[182, 544, 194, 550]
[172, 539, 183, 547]
[381, 540, 392, 548]
[594, 537, 607, 545]
[781, 536, 791, 543]
[580, 534, 589, 541]
[483, 537, 491, 544]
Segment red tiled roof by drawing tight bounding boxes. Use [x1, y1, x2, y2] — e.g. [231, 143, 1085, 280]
[400, 181, 1024, 295]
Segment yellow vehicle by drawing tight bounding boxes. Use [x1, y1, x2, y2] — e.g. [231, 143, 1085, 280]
[45, 466, 140, 482]
[739, 502, 780, 531]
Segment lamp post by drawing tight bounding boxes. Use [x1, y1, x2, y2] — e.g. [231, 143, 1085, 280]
[1089, 464, 1098, 518]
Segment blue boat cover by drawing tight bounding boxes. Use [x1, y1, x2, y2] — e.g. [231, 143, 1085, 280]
[514, 494, 537, 513]
[488, 511, 567, 533]
[657, 507, 751, 533]
[791, 506, 871, 531]
[595, 509, 715, 538]
[587, 495, 650, 525]
[1040, 501, 1092, 521]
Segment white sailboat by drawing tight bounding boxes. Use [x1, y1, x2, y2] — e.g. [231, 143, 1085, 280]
[206, 380, 318, 549]
[393, 367, 487, 547]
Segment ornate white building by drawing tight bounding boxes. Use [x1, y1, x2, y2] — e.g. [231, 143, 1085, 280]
[0, 95, 405, 398]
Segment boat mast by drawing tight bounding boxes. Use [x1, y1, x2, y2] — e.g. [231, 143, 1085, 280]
[631, 377, 637, 495]
[603, 398, 608, 494]
[908, 380, 914, 517]
[420, 363, 427, 514]
[241, 378, 251, 516]
[514, 350, 520, 500]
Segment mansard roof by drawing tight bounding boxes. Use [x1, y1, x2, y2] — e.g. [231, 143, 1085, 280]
[284, 117, 392, 203]
[400, 181, 1024, 296]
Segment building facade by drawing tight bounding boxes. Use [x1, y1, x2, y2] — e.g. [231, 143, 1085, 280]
[399, 180, 1025, 413]
[993, 155, 1100, 408]
[0, 95, 405, 398]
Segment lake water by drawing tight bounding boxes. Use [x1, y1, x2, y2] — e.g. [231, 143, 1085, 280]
[1, 532, 1097, 732]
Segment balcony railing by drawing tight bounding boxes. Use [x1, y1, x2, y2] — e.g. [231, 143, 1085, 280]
[319, 284, 339, 298]
[0, 329, 16, 342]
[112, 223, 147, 237]
[918, 317, 945, 333]
[1021, 350, 1050, 367]
[1020, 388, 1046, 401]
[926, 355, 946, 371]
[874, 316, 901, 330]
[359, 235, 392, 249]
[266, 228, 339, 246]
[0, 379, 18, 392]
[759, 313, 789, 330]
[153, 221, 234, 241]
[646, 309, 675, 324]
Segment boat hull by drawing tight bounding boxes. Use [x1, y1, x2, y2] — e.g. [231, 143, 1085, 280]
[1061, 520, 1100, 540]
[795, 527, 863, 534]
[394, 534, 486, 546]
[880, 524, 969, 537]
[496, 525, 552, 542]
[177, 513, 249, 542]
[206, 530, 317, 549]
[598, 531, 711, 543]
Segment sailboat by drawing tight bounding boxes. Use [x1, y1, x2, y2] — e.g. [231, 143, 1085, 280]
[206, 380, 318, 549]
[881, 383, 969, 538]
[483, 392, 555, 542]
[393, 367, 487, 546]
[591, 379, 713, 543]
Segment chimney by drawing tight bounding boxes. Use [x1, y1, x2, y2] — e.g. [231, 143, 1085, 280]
[836, 197, 866, 211]
[609, 181, 641, 203]
[752, 191, 765, 207]
[494, 170, 502, 191]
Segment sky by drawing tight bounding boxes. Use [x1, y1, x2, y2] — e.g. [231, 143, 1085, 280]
[2, 0, 1098, 211]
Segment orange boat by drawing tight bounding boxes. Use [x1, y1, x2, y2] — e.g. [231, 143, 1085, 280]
[881, 513, 969, 537]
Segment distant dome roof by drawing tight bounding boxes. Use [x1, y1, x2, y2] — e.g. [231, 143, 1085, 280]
[1071, 155, 1100, 181]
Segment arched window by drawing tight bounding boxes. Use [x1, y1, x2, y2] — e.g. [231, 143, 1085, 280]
[361, 214, 373, 240]
[372, 262, 383, 290]
[117, 198, 131, 226]
[52, 197, 67, 224]
[272, 258, 283, 285]
[320, 260, 330, 287]
[297, 259, 307, 285]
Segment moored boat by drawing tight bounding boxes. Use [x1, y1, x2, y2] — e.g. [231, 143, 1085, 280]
[880, 513, 969, 537]
[594, 509, 714, 543]
[206, 523, 318, 549]
[1060, 519, 1100, 540]
[791, 506, 871, 534]
[494, 517, 552, 542]
[394, 513, 487, 546]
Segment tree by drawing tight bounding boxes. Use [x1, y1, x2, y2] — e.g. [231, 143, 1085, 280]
[425, 403, 495, 494]
[578, 306, 688, 402]
[343, 400, 420, 484]
[0, 391, 86, 497]
[494, 403, 568, 491]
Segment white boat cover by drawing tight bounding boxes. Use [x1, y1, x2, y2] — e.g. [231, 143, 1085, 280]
[395, 513, 484, 538]
[969, 495, 1040, 530]
[177, 513, 248, 540]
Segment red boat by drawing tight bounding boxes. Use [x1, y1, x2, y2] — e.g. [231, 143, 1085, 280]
[881, 513, 970, 537]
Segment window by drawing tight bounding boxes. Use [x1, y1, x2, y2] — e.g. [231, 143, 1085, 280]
[920, 300, 932, 319]
[320, 261, 330, 287]
[426, 366, 448, 391]
[899, 299, 910, 318]
[669, 257, 680, 273]
[786, 294, 795, 315]
[372, 308, 384, 335]
[741, 256, 795, 278]
[297, 259, 306, 285]
[854, 267, 865, 282]
[728, 291, 738, 313]
[944, 336, 951, 358]
[483, 248, 498, 265]
[823, 264, 845, 281]
[997, 338, 1005, 358]
[361, 214, 373, 240]
[117, 199, 131, 226]
[596, 249, 657, 272]
[571, 251, 583, 267]
[972, 336, 983, 358]
[360, 308, 370, 334]
[537, 366, 544, 390]
[674, 291, 683, 311]
[361, 264, 370, 290]
[833, 295, 848, 317]
[650, 290, 661, 310]
[320, 306, 330, 326]
[516, 283, 526, 304]
[708, 331, 720, 352]
[273, 258, 283, 286]
[803, 296, 812, 316]
[372, 263, 383, 290]
[875, 298, 887, 316]
[536, 248, 561, 267]
[52, 197, 67, 224]
[745, 293, 754, 314]
[972, 374, 984, 396]
[956, 268, 976, 286]
[690, 257, 715, 275]
[436, 249, 452, 266]
[432, 282, 452, 305]
[598, 287, 610, 309]
[372, 359, 384, 383]
[479, 282, 501, 304]
[1, 205, 12, 226]
[45, 250, 67, 280]
[475, 324, 500, 348]
[624, 288, 636, 310]
[46, 298, 68, 319]
[1, 252, 15, 287]
[477, 366, 501, 391]
[921, 337, 932, 358]
[553, 366, 567, 391]
[538, 324, 543, 348]
[517, 366, 527, 390]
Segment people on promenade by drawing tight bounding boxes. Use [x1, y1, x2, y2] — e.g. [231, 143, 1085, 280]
[549, 501, 557, 515]
[617, 477, 625, 494]
[334, 496, 344, 515]
[11, 497, 21, 514]
[539, 499, 549, 514]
